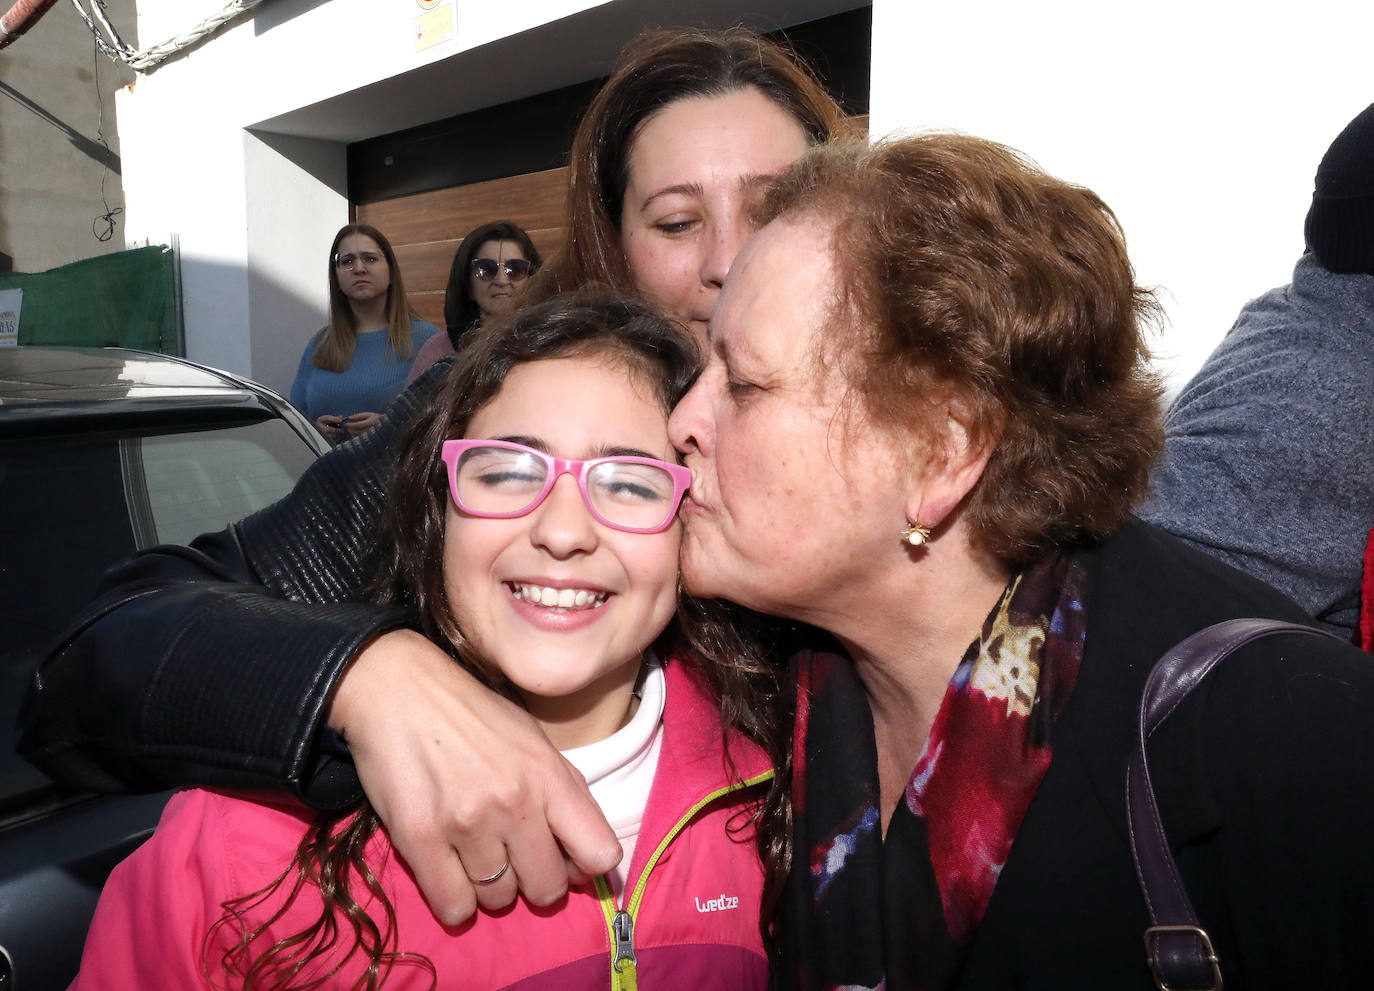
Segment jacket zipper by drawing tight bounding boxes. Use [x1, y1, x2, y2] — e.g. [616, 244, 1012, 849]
[593, 768, 774, 991]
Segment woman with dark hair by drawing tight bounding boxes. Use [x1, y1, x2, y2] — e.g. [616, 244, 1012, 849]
[406, 220, 542, 384]
[291, 223, 440, 443]
[72, 293, 780, 989]
[22, 24, 843, 927]
[669, 133, 1374, 988]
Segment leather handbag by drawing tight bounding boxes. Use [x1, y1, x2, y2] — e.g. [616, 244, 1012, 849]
[1125, 617, 1334, 991]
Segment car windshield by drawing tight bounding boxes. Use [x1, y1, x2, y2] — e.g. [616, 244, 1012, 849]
[0, 418, 318, 810]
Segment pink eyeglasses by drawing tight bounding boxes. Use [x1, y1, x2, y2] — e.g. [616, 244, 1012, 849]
[440, 439, 691, 534]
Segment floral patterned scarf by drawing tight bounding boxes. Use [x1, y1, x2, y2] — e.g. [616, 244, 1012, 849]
[782, 549, 1089, 990]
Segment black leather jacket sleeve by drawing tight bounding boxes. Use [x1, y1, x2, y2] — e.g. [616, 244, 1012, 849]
[16, 360, 451, 811]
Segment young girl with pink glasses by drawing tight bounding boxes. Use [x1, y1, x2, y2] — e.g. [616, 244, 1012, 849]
[71, 293, 782, 990]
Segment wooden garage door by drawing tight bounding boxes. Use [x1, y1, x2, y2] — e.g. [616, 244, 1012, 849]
[357, 166, 569, 329]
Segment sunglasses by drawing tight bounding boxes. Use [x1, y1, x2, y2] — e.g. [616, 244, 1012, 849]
[441, 439, 690, 534]
[472, 257, 534, 283]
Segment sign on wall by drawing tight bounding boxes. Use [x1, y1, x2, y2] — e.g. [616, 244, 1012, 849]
[415, 1, 451, 52]
[0, 289, 20, 347]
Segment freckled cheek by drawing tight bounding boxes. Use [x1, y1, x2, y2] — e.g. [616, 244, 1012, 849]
[714, 450, 772, 525]
[629, 243, 696, 303]
[722, 440, 815, 538]
[623, 235, 655, 276]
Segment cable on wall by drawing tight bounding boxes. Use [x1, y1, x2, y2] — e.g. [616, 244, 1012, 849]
[88, 29, 122, 242]
[69, 0, 268, 72]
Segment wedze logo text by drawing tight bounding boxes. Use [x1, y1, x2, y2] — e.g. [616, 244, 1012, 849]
[695, 892, 740, 912]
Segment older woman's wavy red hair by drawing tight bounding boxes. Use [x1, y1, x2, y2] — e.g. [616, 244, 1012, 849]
[756, 134, 1165, 566]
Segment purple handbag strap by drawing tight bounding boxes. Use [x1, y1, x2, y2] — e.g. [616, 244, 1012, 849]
[1126, 617, 1330, 991]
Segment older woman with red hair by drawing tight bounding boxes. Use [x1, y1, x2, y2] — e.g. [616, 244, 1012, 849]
[668, 134, 1374, 988]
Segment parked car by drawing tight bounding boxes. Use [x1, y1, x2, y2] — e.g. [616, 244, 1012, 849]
[0, 347, 329, 989]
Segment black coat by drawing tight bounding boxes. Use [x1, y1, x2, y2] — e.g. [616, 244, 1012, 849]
[957, 521, 1374, 989]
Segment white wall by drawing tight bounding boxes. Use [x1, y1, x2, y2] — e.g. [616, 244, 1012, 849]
[870, 0, 1374, 394]
[244, 132, 348, 399]
[118, 70, 255, 373]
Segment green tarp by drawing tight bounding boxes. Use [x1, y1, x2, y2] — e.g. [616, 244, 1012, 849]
[0, 245, 179, 353]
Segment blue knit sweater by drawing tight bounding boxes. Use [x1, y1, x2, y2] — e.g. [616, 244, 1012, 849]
[1141, 253, 1374, 636]
[290, 320, 440, 423]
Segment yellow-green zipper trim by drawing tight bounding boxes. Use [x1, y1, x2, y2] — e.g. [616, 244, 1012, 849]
[593, 768, 774, 991]
[594, 875, 636, 991]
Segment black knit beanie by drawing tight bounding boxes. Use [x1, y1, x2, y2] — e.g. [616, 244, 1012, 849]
[1304, 103, 1374, 276]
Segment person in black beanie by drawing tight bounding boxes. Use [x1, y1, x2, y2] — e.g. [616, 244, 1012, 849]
[1141, 102, 1374, 640]
[1305, 102, 1374, 277]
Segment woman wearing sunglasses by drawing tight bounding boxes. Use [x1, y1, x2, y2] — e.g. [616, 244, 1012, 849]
[21, 25, 844, 933]
[407, 220, 543, 384]
[291, 223, 441, 444]
[73, 294, 778, 989]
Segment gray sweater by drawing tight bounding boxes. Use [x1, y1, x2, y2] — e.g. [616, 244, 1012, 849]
[1141, 253, 1374, 637]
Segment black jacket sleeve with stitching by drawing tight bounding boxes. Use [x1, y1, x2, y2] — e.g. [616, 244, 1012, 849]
[15, 360, 452, 810]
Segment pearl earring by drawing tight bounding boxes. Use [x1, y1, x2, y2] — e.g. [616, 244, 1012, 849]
[901, 521, 932, 547]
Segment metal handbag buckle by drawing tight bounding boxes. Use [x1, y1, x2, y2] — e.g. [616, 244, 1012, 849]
[1144, 924, 1222, 991]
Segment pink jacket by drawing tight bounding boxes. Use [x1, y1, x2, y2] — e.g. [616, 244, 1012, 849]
[71, 659, 771, 990]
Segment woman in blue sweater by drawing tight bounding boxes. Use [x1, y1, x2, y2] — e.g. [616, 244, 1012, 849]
[291, 223, 440, 443]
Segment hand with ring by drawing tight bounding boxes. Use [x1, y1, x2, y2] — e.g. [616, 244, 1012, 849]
[328, 629, 623, 926]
